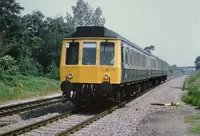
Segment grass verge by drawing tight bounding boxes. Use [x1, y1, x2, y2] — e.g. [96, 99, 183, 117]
[182, 71, 200, 108]
[0, 74, 61, 104]
[184, 115, 200, 134]
[184, 115, 200, 123]
[182, 71, 200, 135]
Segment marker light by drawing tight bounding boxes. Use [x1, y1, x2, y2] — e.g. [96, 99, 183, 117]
[68, 73, 73, 79]
[104, 74, 109, 80]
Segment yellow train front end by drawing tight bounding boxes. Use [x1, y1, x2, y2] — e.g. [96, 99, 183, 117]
[60, 37, 121, 104]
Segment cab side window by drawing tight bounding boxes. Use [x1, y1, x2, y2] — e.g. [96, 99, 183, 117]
[125, 47, 128, 64]
[82, 42, 97, 65]
[66, 42, 79, 65]
[100, 42, 115, 65]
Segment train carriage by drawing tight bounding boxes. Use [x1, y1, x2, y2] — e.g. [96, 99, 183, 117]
[60, 26, 168, 105]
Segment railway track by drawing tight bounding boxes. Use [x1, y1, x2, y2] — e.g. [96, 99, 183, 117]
[56, 76, 180, 136]
[0, 76, 180, 136]
[0, 95, 65, 118]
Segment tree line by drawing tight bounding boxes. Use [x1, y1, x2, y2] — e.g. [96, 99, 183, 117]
[195, 56, 200, 70]
[0, 0, 105, 79]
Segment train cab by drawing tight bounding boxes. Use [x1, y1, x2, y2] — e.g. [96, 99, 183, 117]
[59, 26, 168, 105]
[60, 27, 122, 104]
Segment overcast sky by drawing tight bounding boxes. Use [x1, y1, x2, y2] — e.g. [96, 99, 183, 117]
[16, 0, 200, 67]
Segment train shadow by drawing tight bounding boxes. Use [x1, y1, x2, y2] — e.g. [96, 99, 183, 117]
[19, 102, 109, 120]
[19, 100, 132, 120]
[19, 101, 74, 120]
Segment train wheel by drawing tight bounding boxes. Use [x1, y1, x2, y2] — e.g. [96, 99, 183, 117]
[115, 92, 121, 103]
[128, 91, 134, 97]
[143, 82, 147, 91]
[76, 103, 81, 110]
[137, 84, 141, 96]
[127, 86, 134, 97]
[121, 89, 126, 100]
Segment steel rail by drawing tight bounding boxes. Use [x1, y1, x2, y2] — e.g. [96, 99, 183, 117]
[0, 105, 88, 136]
[0, 75, 182, 136]
[56, 76, 181, 136]
[0, 111, 73, 136]
[0, 95, 64, 118]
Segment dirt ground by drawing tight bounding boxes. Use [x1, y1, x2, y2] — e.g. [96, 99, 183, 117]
[134, 76, 200, 136]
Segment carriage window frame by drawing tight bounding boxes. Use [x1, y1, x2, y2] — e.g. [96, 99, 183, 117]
[140, 54, 141, 67]
[65, 42, 79, 65]
[135, 52, 139, 67]
[142, 55, 144, 68]
[125, 47, 128, 64]
[135, 52, 137, 66]
[100, 42, 115, 66]
[82, 42, 97, 65]
[139, 53, 141, 67]
[132, 51, 134, 66]
[128, 49, 131, 65]
[129, 50, 132, 66]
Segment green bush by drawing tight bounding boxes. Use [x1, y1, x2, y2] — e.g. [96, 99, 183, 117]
[46, 61, 59, 79]
[18, 55, 42, 76]
[0, 55, 19, 75]
[182, 71, 200, 108]
[0, 74, 61, 103]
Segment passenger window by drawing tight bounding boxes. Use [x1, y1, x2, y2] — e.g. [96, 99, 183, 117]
[143, 55, 145, 67]
[142, 55, 144, 67]
[141, 55, 143, 67]
[125, 48, 128, 64]
[135, 52, 137, 66]
[100, 42, 115, 65]
[128, 50, 131, 65]
[139, 54, 141, 67]
[66, 42, 79, 65]
[135, 53, 137, 66]
[135, 53, 139, 66]
[132, 51, 134, 66]
[82, 42, 97, 65]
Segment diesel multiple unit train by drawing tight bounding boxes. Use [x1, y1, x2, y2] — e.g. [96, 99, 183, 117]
[60, 26, 168, 105]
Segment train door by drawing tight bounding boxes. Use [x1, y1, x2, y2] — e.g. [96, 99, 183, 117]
[148, 57, 151, 78]
[121, 43, 125, 82]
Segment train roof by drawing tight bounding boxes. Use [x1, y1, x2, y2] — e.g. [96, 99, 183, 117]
[65, 26, 166, 63]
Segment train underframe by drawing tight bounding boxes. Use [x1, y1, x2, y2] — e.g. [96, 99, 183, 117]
[60, 76, 167, 105]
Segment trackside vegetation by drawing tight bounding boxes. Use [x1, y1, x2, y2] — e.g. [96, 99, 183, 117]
[0, 74, 60, 103]
[182, 71, 200, 108]
[184, 115, 200, 134]
[0, 0, 105, 103]
[0, 0, 183, 103]
[182, 71, 200, 135]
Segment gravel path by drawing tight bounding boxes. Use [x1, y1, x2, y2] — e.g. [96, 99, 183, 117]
[20, 114, 94, 136]
[0, 102, 74, 135]
[70, 76, 199, 136]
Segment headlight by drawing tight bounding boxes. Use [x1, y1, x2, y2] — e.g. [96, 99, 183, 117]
[68, 73, 73, 79]
[104, 74, 109, 80]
